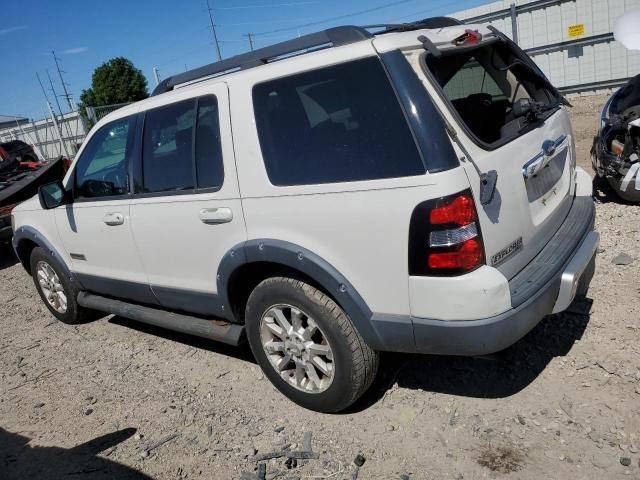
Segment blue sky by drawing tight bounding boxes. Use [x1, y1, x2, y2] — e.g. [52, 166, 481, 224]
[1, 0, 490, 119]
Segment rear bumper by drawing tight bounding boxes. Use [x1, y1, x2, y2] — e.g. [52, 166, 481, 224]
[370, 196, 598, 356]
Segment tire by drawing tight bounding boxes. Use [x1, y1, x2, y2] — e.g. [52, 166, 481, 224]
[245, 277, 379, 413]
[30, 247, 100, 325]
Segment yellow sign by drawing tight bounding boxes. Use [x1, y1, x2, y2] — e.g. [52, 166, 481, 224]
[568, 24, 585, 38]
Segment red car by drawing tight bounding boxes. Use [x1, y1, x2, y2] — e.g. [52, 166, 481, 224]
[0, 142, 69, 242]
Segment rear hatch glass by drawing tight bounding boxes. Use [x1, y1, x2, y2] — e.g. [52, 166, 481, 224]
[407, 35, 575, 280]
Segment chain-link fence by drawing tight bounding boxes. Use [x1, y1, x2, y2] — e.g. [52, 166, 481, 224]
[85, 102, 132, 125]
[0, 102, 133, 162]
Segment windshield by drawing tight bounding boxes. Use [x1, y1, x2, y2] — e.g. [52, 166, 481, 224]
[423, 41, 560, 147]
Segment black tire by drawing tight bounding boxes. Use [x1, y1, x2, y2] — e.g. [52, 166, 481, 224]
[245, 277, 379, 413]
[30, 247, 101, 324]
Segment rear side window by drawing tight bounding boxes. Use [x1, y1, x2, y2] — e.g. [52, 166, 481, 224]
[253, 57, 425, 186]
[140, 96, 224, 194]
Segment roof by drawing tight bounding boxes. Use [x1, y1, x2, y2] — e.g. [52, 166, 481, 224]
[0, 115, 29, 129]
[151, 17, 464, 96]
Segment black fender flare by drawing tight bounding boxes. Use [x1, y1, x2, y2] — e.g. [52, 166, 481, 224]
[216, 239, 391, 349]
[12, 226, 81, 289]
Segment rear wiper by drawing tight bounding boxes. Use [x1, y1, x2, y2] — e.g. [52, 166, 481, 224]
[513, 98, 562, 122]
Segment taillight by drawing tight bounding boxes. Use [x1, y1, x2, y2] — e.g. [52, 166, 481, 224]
[0, 203, 17, 217]
[408, 189, 485, 276]
[0, 146, 8, 161]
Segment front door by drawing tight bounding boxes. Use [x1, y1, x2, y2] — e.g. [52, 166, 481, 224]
[129, 84, 246, 317]
[55, 115, 155, 304]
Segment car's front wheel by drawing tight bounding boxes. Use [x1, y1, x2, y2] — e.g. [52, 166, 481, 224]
[30, 247, 101, 324]
[245, 277, 379, 412]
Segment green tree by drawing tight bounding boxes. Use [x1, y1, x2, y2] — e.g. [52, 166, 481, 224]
[80, 57, 148, 109]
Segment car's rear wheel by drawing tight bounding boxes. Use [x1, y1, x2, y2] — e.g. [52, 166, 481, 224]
[30, 247, 101, 324]
[245, 277, 378, 412]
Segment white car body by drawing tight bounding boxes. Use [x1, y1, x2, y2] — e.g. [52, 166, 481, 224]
[12, 20, 598, 357]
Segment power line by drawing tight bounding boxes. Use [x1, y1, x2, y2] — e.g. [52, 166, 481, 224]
[206, 0, 223, 61]
[214, 1, 319, 10]
[253, 0, 423, 36]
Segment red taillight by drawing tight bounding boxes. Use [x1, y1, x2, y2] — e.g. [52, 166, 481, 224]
[0, 146, 8, 161]
[428, 238, 484, 270]
[408, 190, 485, 276]
[62, 157, 72, 172]
[429, 194, 476, 226]
[0, 203, 17, 217]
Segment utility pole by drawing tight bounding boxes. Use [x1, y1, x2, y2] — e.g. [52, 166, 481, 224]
[206, 0, 223, 61]
[153, 66, 161, 86]
[245, 33, 255, 51]
[36, 72, 52, 106]
[52, 50, 74, 111]
[46, 69, 64, 118]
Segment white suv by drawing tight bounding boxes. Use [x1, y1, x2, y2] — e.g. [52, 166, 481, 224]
[11, 19, 599, 412]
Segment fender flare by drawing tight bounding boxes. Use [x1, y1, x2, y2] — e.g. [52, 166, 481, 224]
[216, 239, 388, 349]
[12, 226, 81, 289]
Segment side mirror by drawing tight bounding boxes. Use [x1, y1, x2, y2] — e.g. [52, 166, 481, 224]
[38, 181, 69, 210]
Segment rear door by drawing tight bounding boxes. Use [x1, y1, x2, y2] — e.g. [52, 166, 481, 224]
[129, 84, 246, 317]
[394, 29, 576, 279]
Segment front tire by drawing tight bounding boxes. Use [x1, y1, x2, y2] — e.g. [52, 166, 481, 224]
[30, 247, 100, 324]
[245, 277, 379, 412]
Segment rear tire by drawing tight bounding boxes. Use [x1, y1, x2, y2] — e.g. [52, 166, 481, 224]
[245, 277, 379, 413]
[30, 247, 101, 325]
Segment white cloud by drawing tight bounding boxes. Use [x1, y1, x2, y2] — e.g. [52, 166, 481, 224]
[62, 47, 89, 55]
[0, 25, 27, 35]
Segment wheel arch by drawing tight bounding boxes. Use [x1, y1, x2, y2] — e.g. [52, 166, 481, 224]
[12, 226, 80, 288]
[217, 240, 384, 348]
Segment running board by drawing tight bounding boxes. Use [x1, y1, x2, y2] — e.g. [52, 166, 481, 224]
[77, 292, 244, 346]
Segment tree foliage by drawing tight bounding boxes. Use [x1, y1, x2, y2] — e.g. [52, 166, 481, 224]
[80, 57, 148, 108]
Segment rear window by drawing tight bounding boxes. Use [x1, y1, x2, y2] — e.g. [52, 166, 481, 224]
[140, 96, 224, 194]
[423, 42, 559, 147]
[253, 57, 425, 186]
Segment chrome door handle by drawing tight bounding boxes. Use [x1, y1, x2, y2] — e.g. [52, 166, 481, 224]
[523, 135, 569, 179]
[199, 207, 233, 224]
[103, 213, 124, 226]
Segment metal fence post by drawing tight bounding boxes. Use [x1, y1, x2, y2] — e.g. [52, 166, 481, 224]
[47, 102, 70, 158]
[510, 3, 518, 45]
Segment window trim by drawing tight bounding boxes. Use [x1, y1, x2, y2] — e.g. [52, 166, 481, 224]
[132, 94, 224, 198]
[72, 115, 138, 203]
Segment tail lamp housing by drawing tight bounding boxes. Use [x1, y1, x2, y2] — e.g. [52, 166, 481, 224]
[408, 189, 485, 276]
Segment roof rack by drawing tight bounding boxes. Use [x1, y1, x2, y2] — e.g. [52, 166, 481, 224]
[151, 26, 372, 96]
[150, 17, 464, 96]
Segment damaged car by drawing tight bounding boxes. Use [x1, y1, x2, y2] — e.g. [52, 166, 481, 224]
[591, 75, 640, 202]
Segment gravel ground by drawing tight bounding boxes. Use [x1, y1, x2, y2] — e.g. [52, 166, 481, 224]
[2, 94, 640, 480]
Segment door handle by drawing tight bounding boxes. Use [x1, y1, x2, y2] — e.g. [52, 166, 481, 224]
[199, 207, 233, 224]
[103, 212, 125, 226]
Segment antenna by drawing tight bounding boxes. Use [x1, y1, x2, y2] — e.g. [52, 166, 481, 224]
[36, 72, 52, 105]
[206, 0, 223, 61]
[52, 50, 75, 111]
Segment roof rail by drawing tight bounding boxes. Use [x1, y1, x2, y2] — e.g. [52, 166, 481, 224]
[364, 17, 463, 34]
[151, 26, 372, 96]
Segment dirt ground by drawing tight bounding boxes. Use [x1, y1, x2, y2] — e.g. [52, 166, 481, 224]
[2, 94, 639, 480]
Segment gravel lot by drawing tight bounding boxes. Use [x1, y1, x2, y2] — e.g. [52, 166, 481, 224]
[2, 94, 639, 480]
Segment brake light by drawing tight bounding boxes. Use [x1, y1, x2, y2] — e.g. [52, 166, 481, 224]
[0, 203, 17, 217]
[453, 29, 483, 46]
[429, 194, 476, 226]
[0, 146, 8, 161]
[428, 238, 483, 270]
[408, 190, 485, 276]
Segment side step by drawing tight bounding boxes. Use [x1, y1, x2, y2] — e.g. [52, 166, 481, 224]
[77, 292, 244, 346]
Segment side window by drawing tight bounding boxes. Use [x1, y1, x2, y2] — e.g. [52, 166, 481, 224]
[75, 116, 134, 199]
[252, 57, 425, 186]
[195, 96, 224, 190]
[140, 96, 224, 193]
[142, 99, 196, 193]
